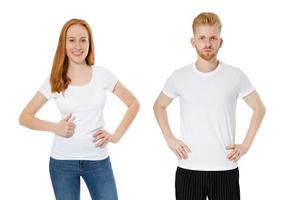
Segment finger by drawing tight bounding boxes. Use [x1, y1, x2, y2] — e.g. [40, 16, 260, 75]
[67, 122, 75, 128]
[95, 133, 107, 141]
[175, 148, 185, 160]
[229, 150, 240, 161]
[173, 150, 182, 160]
[178, 146, 188, 159]
[96, 137, 108, 147]
[226, 144, 236, 150]
[67, 127, 74, 133]
[101, 139, 111, 148]
[181, 143, 191, 153]
[64, 113, 72, 121]
[93, 130, 104, 137]
[96, 140, 104, 147]
[227, 149, 238, 159]
[234, 153, 242, 162]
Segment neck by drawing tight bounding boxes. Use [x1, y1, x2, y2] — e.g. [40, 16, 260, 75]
[195, 57, 219, 73]
[68, 61, 88, 73]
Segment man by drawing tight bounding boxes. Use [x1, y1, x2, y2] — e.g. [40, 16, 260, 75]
[153, 12, 265, 200]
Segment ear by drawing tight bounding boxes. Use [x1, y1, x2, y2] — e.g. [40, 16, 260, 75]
[219, 38, 223, 48]
[191, 37, 195, 48]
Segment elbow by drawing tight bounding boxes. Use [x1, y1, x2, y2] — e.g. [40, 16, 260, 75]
[134, 99, 140, 112]
[19, 112, 31, 127]
[153, 101, 163, 113]
[130, 98, 140, 113]
[261, 105, 266, 117]
[255, 104, 266, 118]
[18, 113, 25, 127]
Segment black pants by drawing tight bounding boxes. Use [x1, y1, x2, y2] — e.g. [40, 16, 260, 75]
[175, 167, 240, 200]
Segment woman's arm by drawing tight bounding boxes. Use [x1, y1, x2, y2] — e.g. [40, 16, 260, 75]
[19, 92, 75, 138]
[93, 81, 140, 147]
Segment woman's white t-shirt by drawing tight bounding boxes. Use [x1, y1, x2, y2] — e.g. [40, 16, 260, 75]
[162, 61, 255, 171]
[39, 66, 118, 160]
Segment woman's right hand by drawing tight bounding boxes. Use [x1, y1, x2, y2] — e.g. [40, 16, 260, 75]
[52, 114, 75, 138]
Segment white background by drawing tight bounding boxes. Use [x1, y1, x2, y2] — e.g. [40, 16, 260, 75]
[0, 0, 285, 199]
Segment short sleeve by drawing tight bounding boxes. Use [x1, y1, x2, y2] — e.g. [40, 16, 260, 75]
[101, 67, 118, 92]
[38, 77, 53, 100]
[237, 69, 255, 98]
[162, 71, 179, 98]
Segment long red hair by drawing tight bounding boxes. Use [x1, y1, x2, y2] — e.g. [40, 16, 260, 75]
[50, 19, 95, 93]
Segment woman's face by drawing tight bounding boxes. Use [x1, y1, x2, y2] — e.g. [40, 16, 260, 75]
[66, 24, 89, 65]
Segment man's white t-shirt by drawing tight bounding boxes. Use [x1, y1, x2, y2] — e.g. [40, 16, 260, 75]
[162, 61, 255, 171]
[39, 66, 118, 160]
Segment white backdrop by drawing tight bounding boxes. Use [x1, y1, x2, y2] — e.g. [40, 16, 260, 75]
[0, 0, 285, 199]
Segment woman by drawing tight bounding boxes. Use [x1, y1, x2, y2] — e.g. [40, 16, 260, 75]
[19, 19, 140, 200]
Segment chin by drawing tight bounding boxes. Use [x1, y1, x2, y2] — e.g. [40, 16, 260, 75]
[70, 56, 85, 63]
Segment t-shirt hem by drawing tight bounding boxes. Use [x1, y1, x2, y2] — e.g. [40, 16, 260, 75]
[162, 89, 176, 98]
[178, 163, 238, 171]
[38, 89, 51, 100]
[50, 152, 109, 160]
[239, 88, 255, 98]
[107, 79, 119, 92]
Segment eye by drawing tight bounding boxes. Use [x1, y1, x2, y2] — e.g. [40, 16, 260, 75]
[210, 37, 217, 41]
[68, 39, 74, 42]
[81, 39, 87, 42]
[199, 36, 205, 40]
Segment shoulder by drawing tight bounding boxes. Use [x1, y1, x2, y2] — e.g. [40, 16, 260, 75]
[219, 61, 242, 75]
[170, 64, 193, 78]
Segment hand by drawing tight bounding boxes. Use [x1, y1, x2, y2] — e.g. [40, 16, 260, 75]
[226, 144, 249, 163]
[165, 136, 191, 160]
[93, 129, 118, 148]
[53, 113, 75, 138]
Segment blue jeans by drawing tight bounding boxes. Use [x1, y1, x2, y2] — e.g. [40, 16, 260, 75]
[49, 156, 118, 200]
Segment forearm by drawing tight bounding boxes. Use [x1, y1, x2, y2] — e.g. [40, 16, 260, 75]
[19, 114, 56, 133]
[112, 101, 140, 141]
[153, 106, 174, 139]
[242, 107, 266, 150]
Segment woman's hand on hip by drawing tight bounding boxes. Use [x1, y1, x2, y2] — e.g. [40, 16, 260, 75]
[93, 129, 118, 148]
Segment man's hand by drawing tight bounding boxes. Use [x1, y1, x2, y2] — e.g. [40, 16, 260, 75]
[226, 144, 249, 162]
[165, 136, 191, 160]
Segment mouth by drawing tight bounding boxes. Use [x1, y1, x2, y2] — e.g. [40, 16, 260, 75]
[203, 49, 213, 52]
[72, 51, 84, 56]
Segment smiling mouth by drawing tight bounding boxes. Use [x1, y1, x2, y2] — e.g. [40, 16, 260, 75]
[72, 52, 83, 56]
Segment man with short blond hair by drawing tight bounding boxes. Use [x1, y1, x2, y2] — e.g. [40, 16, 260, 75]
[153, 12, 265, 200]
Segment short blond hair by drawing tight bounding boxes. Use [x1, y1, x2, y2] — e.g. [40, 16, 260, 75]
[192, 12, 222, 34]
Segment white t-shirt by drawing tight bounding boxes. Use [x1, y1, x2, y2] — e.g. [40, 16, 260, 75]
[39, 66, 118, 160]
[162, 61, 255, 171]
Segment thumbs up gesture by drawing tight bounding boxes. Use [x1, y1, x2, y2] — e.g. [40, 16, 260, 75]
[52, 113, 75, 138]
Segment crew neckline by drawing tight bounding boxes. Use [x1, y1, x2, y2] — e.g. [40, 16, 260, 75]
[68, 66, 94, 88]
[193, 61, 222, 77]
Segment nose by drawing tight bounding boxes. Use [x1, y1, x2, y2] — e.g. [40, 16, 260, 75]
[205, 39, 212, 48]
[74, 41, 82, 49]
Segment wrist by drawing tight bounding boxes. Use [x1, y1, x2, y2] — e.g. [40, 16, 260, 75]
[241, 142, 251, 152]
[49, 122, 57, 133]
[112, 133, 121, 143]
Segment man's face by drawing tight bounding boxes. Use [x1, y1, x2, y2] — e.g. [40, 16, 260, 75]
[191, 25, 222, 61]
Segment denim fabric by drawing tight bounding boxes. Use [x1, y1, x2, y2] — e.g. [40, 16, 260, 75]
[49, 156, 118, 200]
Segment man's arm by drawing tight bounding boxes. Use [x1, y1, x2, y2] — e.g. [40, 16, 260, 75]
[227, 91, 266, 162]
[153, 92, 191, 160]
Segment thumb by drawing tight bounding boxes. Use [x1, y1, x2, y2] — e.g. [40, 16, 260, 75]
[226, 144, 236, 150]
[64, 113, 72, 121]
